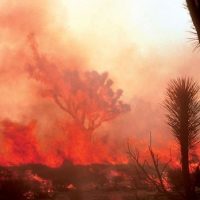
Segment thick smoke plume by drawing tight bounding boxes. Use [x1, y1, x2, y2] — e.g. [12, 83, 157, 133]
[0, 0, 199, 167]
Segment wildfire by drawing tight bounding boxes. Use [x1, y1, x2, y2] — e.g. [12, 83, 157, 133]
[0, 35, 131, 167]
[0, 0, 193, 170]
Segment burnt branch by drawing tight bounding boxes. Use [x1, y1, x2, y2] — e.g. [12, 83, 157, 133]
[127, 134, 182, 200]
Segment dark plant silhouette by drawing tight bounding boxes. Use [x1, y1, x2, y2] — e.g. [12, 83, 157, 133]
[167, 168, 183, 192]
[164, 77, 200, 200]
[127, 134, 178, 200]
[0, 168, 54, 200]
[186, 0, 200, 46]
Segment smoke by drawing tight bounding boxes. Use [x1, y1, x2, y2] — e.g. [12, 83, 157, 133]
[0, 0, 199, 167]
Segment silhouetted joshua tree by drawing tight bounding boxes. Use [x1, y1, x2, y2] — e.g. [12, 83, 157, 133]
[27, 34, 130, 139]
[186, 0, 200, 46]
[164, 77, 200, 200]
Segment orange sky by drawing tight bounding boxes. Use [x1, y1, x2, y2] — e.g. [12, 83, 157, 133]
[0, 0, 200, 162]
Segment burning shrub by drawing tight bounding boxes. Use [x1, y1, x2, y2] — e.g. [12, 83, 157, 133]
[24, 170, 54, 199]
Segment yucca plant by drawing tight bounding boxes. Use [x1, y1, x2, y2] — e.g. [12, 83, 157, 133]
[186, 0, 200, 47]
[164, 77, 200, 200]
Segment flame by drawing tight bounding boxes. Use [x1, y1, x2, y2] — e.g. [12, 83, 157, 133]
[0, 120, 41, 165]
[0, 119, 129, 167]
[0, 117, 181, 168]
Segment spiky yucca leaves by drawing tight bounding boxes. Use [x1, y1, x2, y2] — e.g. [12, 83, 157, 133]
[165, 77, 200, 200]
[186, 0, 200, 47]
[165, 77, 200, 149]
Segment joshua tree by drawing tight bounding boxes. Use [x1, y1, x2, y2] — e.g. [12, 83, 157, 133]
[164, 77, 200, 200]
[27, 34, 130, 138]
[186, 0, 200, 45]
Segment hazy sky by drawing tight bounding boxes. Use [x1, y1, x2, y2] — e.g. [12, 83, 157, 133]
[54, 0, 198, 99]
